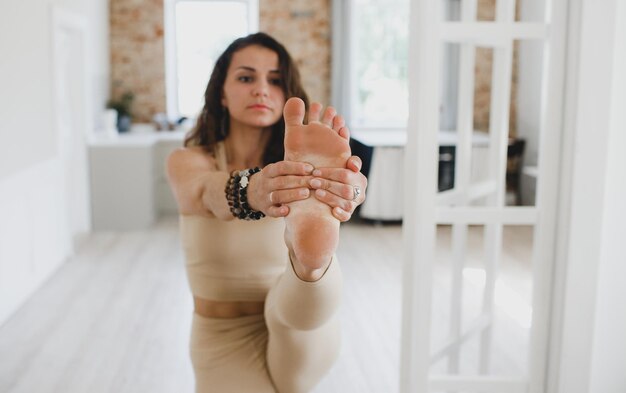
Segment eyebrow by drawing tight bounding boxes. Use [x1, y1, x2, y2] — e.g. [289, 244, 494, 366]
[235, 66, 280, 74]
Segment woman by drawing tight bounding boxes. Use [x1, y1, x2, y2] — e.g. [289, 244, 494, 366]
[167, 32, 367, 392]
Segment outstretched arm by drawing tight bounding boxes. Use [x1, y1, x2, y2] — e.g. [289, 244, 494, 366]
[166, 146, 314, 220]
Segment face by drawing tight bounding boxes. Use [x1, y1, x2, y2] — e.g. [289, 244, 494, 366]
[221, 45, 286, 130]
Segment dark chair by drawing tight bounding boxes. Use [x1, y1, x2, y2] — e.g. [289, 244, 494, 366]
[506, 138, 526, 205]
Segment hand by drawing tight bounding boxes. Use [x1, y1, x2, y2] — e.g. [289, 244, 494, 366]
[309, 155, 368, 222]
[247, 161, 314, 217]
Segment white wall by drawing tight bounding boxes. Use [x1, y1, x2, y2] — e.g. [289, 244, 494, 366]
[55, 0, 111, 131]
[0, 0, 109, 180]
[0, 0, 109, 327]
[552, 0, 626, 391]
[588, 0, 626, 390]
[0, 2, 56, 179]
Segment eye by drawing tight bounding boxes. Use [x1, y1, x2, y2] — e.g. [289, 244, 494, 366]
[237, 75, 253, 83]
[269, 78, 282, 86]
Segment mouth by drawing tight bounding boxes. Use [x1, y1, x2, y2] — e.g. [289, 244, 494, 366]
[248, 104, 271, 111]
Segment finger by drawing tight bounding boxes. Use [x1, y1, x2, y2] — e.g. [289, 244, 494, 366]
[269, 188, 310, 205]
[332, 207, 352, 222]
[313, 167, 367, 187]
[308, 102, 323, 123]
[283, 97, 305, 127]
[309, 178, 355, 201]
[321, 106, 337, 127]
[266, 204, 289, 218]
[332, 115, 345, 132]
[313, 189, 355, 220]
[270, 175, 314, 191]
[311, 167, 354, 184]
[264, 161, 314, 177]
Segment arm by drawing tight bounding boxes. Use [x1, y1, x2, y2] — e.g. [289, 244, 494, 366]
[166, 147, 232, 220]
[166, 147, 314, 220]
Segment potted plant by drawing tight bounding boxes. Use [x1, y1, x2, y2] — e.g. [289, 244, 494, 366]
[106, 91, 134, 132]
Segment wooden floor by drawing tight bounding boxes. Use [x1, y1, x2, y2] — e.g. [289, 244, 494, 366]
[0, 216, 533, 393]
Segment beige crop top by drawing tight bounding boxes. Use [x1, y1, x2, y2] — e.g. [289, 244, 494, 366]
[179, 142, 289, 302]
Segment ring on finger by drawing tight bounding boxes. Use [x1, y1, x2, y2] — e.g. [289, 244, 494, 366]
[352, 185, 361, 202]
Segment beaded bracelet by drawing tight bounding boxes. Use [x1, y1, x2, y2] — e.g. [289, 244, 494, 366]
[224, 167, 266, 221]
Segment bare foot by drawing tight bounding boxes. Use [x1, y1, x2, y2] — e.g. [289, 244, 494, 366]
[283, 97, 351, 281]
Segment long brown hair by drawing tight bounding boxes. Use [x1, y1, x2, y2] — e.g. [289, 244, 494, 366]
[184, 32, 309, 166]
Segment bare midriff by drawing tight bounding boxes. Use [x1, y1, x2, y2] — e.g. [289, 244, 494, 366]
[193, 296, 265, 318]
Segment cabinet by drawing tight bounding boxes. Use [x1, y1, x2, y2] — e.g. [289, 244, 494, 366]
[351, 129, 490, 221]
[88, 126, 185, 230]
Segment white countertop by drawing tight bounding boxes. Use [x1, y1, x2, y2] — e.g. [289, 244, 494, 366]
[89, 125, 491, 148]
[88, 124, 187, 147]
[351, 129, 490, 147]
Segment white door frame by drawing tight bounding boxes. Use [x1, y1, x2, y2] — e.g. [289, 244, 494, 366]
[400, 0, 569, 391]
[547, 0, 626, 392]
[51, 6, 93, 249]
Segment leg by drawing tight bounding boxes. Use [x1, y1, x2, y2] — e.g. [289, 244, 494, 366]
[283, 98, 352, 281]
[265, 98, 346, 391]
[189, 313, 276, 392]
[264, 255, 343, 392]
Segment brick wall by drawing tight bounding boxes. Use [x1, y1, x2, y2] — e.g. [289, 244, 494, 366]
[109, 0, 515, 135]
[260, 0, 331, 105]
[110, 0, 166, 123]
[109, 0, 330, 122]
[474, 0, 519, 135]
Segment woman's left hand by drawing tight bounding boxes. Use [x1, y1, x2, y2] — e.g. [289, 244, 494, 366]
[309, 156, 368, 222]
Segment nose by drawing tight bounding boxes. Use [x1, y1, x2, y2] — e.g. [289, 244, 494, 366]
[252, 80, 269, 98]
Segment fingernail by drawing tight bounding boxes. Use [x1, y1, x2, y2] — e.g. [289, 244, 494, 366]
[312, 169, 322, 176]
[316, 189, 326, 197]
[301, 189, 310, 197]
[351, 159, 361, 171]
[310, 179, 322, 188]
[304, 164, 314, 173]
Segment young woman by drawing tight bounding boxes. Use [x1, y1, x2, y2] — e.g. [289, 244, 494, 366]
[167, 32, 367, 392]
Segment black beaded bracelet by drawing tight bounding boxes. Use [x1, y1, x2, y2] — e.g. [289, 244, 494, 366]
[224, 167, 265, 221]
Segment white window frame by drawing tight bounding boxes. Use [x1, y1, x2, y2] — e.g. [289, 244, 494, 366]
[332, 0, 412, 132]
[332, 0, 460, 132]
[164, 0, 259, 119]
[331, 0, 355, 127]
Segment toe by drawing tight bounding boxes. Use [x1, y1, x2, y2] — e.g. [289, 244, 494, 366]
[332, 115, 345, 133]
[308, 102, 323, 123]
[321, 106, 337, 127]
[338, 126, 350, 140]
[284, 97, 306, 127]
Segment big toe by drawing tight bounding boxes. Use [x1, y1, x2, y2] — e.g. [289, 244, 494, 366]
[283, 97, 305, 128]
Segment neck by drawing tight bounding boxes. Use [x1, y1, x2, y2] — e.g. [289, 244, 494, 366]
[225, 121, 272, 168]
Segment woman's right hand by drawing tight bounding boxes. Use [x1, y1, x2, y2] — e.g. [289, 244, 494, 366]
[247, 161, 314, 217]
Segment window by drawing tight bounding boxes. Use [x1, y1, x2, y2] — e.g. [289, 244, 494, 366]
[333, 0, 410, 130]
[165, 0, 259, 119]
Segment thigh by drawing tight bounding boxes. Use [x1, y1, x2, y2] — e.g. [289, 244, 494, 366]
[190, 313, 276, 393]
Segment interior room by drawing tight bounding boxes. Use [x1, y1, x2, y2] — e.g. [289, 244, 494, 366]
[0, 0, 624, 392]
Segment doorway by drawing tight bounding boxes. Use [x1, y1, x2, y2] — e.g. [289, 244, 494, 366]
[52, 7, 92, 250]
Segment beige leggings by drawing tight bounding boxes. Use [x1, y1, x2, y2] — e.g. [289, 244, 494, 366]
[189, 257, 342, 393]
